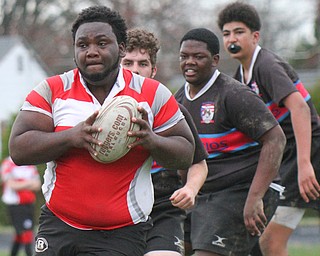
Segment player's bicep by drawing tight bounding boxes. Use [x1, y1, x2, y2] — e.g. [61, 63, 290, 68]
[10, 110, 54, 138]
[158, 118, 194, 145]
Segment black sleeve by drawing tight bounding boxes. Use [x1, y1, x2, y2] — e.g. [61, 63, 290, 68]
[178, 103, 209, 164]
[174, 86, 185, 104]
[225, 86, 278, 141]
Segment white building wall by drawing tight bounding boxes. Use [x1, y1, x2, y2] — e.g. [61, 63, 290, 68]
[0, 43, 48, 121]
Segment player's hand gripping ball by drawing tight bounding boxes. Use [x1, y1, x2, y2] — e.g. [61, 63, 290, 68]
[90, 95, 142, 163]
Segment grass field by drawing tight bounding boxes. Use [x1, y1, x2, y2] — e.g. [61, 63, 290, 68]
[1, 246, 320, 256]
[0, 245, 319, 256]
[0, 243, 319, 256]
[288, 244, 320, 256]
[0, 216, 319, 255]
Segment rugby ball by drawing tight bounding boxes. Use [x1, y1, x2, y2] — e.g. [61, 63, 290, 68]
[90, 95, 141, 163]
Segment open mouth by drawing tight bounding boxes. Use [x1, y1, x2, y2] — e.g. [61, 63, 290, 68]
[185, 69, 197, 76]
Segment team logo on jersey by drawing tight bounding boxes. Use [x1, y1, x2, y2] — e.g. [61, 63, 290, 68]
[211, 234, 227, 248]
[250, 81, 260, 95]
[35, 237, 48, 252]
[201, 102, 215, 124]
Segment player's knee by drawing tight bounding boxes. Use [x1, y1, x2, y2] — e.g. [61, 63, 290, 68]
[259, 233, 273, 254]
[260, 234, 283, 256]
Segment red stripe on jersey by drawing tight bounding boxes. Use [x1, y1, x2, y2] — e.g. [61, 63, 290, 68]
[26, 68, 179, 230]
[153, 95, 179, 129]
[121, 69, 180, 130]
[201, 129, 257, 154]
[267, 102, 289, 121]
[46, 75, 64, 102]
[48, 146, 150, 230]
[151, 160, 162, 171]
[46, 75, 68, 103]
[140, 77, 159, 107]
[26, 90, 52, 114]
[117, 87, 144, 103]
[123, 68, 133, 86]
[122, 69, 159, 107]
[47, 71, 93, 103]
[296, 81, 309, 99]
[265, 81, 309, 123]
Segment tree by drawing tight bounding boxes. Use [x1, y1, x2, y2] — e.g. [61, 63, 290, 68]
[314, 0, 320, 43]
[1, 0, 316, 83]
[0, 0, 81, 73]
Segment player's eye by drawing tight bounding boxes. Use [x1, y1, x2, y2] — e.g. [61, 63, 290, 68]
[195, 55, 205, 60]
[179, 55, 187, 61]
[122, 62, 132, 67]
[77, 42, 87, 48]
[99, 41, 107, 47]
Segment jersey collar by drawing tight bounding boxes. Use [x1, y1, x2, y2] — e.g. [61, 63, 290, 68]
[184, 69, 221, 101]
[79, 66, 124, 106]
[239, 45, 261, 85]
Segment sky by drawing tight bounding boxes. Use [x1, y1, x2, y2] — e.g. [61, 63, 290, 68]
[197, 0, 317, 55]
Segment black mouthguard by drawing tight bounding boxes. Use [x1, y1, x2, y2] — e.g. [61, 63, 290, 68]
[228, 44, 241, 54]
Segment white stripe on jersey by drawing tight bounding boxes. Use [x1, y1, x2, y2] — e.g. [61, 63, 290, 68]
[127, 156, 154, 223]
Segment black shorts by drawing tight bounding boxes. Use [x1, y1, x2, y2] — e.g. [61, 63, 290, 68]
[145, 197, 186, 255]
[8, 204, 35, 234]
[184, 211, 191, 244]
[189, 183, 279, 256]
[34, 205, 152, 256]
[279, 137, 320, 210]
[152, 170, 182, 198]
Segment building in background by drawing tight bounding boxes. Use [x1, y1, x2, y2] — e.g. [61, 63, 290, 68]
[0, 36, 50, 121]
[0, 35, 51, 156]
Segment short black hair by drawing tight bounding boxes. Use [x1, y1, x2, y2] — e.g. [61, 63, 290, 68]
[217, 1, 261, 32]
[71, 6, 127, 44]
[180, 28, 220, 55]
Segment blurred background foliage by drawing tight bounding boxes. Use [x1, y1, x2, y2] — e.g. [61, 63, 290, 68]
[1, 0, 320, 86]
[1, 0, 320, 225]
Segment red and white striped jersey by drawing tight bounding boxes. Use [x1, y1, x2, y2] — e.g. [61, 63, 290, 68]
[1, 157, 39, 205]
[20, 68, 183, 230]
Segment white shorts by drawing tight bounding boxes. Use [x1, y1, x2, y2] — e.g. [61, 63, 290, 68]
[271, 206, 305, 229]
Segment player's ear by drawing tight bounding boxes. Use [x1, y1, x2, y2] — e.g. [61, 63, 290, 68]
[151, 66, 157, 78]
[253, 31, 260, 44]
[212, 54, 220, 67]
[119, 42, 126, 58]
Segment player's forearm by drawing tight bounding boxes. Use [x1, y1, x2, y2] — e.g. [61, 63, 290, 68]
[291, 104, 312, 167]
[284, 92, 312, 167]
[184, 160, 208, 194]
[10, 130, 74, 165]
[249, 125, 286, 199]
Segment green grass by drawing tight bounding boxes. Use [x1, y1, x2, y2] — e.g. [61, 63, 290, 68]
[0, 245, 319, 256]
[288, 244, 320, 256]
[1, 244, 319, 256]
[0, 217, 319, 256]
[0, 249, 24, 256]
[0, 247, 316, 256]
